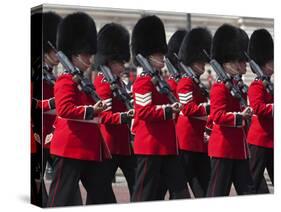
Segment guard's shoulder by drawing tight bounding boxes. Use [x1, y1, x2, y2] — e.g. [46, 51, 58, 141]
[251, 77, 263, 85]
[54, 73, 76, 91]
[133, 73, 153, 92]
[96, 72, 108, 82]
[211, 80, 227, 93]
[249, 78, 264, 89]
[56, 73, 73, 83]
[139, 71, 152, 78]
[254, 77, 262, 83]
[178, 76, 193, 87]
[135, 72, 152, 82]
[181, 76, 193, 82]
[94, 72, 111, 91]
[216, 78, 224, 84]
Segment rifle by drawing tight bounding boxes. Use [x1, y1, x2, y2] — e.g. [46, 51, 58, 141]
[244, 52, 273, 96]
[47, 42, 113, 159]
[233, 74, 248, 94]
[99, 65, 133, 110]
[42, 65, 56, 85]
[48, 41, 101, 102]
[135, 54, 178, 104]
[165, 57, 181, 82]
[203, 50, 247, 107]
[203, 50, 253, 129]
[174, 53, 209, 99]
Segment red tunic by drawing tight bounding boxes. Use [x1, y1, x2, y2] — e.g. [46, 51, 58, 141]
[42, 78, 56, 149]
[132, 73, 178, 155]
[31, 83, 37, 154]
[166, 77, 178, 95]
[94, 73, 132, 155]
[36, 97, 55, 111]
[50, 73, 111, 161]
[176, 77, 208, 153]
[208, 81, 249, 160]
[247, 79, 273, 148]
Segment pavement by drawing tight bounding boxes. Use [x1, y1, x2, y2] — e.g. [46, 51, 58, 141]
[44, 168, 273, 205]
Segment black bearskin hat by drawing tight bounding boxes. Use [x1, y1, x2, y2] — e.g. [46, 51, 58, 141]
[31, 12, 42, 60]
[212, 24, 242, 64]
[179, 27, 212, 66]
[131, 15, 168, 66]
[57, 12, 97, 60]
[95, 23, 130, 69]
[43, 12, 62, 53]
[249, 29, 273, 66]
[238, 28, 249, 62]
[166, 29, 187, 67]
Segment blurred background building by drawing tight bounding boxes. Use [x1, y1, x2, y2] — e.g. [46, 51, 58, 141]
[32, 4, 274, 86]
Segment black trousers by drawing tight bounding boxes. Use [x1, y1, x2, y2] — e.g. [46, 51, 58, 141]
[47, 156, 109, 207]
[154, 179, 168, 200]
[41, 149, 82, 206]
[180, 151, 211, 197]
[132, 155, 190, 202]
[31, 154, 40, 205]
[40, 148, 53, 207]
[103, 154, 136, 203]
[249, 144, 274, 194]
[154, 151, 211, 199]
[207, 158, 256, 197]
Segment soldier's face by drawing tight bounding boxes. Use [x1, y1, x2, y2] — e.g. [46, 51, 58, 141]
[72, 53, 92, 71]
[223, 61, 240, 76]
[237, 61, 247, 75]
[191, 62, 205, 76]
[109, 61, 125, 76]
[44, 50, 59, 67]
[263, 60, 274, 76]
[149, 53, 165, 70]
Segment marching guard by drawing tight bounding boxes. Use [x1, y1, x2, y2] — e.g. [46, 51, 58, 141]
[247, 29, 274, 193]
[93, 23, 136, 202]
[156, 29, 188, 200]
[47, 12, 110, 207]
[176, 27, 212, 197]
[131, 15, 189, 201]
[206, 24, 255, 196]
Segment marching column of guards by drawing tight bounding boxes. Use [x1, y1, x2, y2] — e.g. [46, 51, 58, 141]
[31, 11, 274, 207]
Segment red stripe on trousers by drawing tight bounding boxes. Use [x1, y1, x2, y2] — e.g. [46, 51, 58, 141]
[137, 159, 147, 201]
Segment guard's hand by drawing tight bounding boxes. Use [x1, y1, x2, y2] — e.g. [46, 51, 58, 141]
[171, 102, 182, 113]
[203, 132, 210, 143]
[34, 133, 41, 144]
[127, 109, 135, 118]
[93, 100, 107, 114]
[241, 107, 253, 120]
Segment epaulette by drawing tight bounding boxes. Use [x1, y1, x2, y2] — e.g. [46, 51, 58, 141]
[181, 73, 190, 79]
[216, 78, 223, 83]
[97, 71, 108, 83]
[140, 71, 152, 77]
[97, 71, 104, 76]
